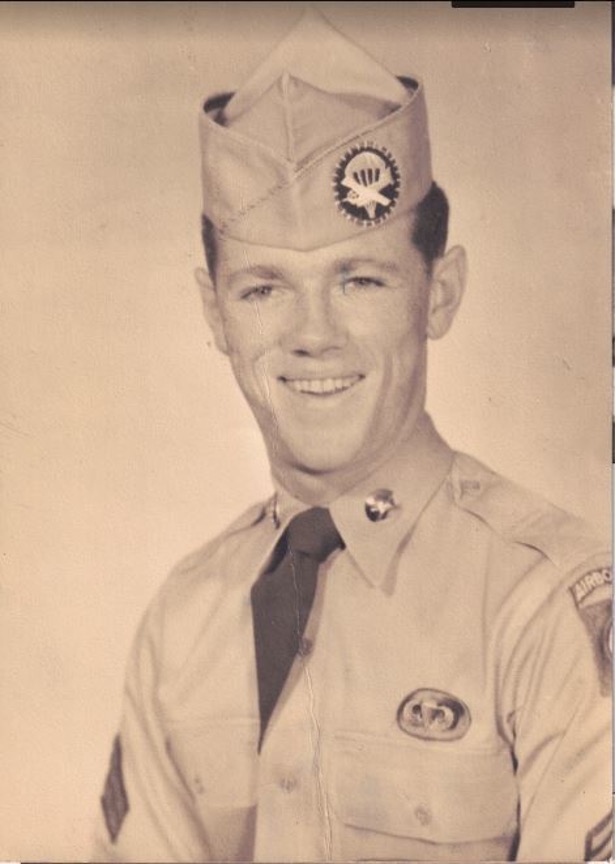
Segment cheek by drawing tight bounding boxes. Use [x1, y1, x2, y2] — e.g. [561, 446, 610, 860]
[362, 300, 427, 366]
[221, 314, 283, 411]
[221, 307, 272, 364]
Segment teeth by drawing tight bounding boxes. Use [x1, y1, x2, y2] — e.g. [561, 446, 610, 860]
[284, 375, 361, 395]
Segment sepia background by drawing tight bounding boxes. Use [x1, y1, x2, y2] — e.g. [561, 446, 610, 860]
[0, 1, 612, 859]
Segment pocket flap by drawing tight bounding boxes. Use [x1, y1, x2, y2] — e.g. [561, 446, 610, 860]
[333, 734, 518, 844]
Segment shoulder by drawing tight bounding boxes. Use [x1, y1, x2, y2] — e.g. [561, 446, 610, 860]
[165, 498, 271, 586]
[448, 452, 611, 693]
[129, 496, 275, 669]
[448, 450, 609, 578]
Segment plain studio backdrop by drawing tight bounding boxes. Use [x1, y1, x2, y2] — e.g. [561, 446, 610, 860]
[0, 1, 611, 859]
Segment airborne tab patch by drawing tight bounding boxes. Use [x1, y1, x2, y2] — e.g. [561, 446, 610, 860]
[570, 567, 612, 606]
[570, 567, 613, 696]
[101, 735, 129, 843]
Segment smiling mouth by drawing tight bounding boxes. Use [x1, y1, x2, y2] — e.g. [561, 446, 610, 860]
[281, 375, 363, 396]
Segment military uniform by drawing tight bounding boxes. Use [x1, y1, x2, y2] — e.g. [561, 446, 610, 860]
[93, 413, 611, 862]
[94, 8, 612, 861]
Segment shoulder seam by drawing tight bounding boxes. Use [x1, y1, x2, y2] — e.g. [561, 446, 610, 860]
[160, 499, 268, 592]
[449, 453, 607, 576]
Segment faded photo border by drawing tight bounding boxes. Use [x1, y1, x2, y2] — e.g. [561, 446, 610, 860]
[0, 1, 612, 859]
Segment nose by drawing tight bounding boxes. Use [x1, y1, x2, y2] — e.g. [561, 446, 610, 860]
[284, 288, 347, 357]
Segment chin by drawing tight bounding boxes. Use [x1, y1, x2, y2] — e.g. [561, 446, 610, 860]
[281, 435, 367, 478]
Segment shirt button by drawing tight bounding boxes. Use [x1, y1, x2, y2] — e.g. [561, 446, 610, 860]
[298, 637, 313, 657]
[279, 775, 298, 793]
[460, 479, 481, 496]
[414, 805, 432, 826]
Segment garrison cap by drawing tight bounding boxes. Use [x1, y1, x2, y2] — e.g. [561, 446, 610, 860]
[199, 6, 432, 250]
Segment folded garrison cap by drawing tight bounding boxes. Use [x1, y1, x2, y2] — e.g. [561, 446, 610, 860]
[199, 6, 432, 250]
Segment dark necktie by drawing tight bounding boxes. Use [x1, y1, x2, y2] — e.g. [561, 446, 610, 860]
[251, 507, 344, 751]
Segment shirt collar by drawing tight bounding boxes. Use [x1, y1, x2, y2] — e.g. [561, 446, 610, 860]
[269, 412, 453, 588]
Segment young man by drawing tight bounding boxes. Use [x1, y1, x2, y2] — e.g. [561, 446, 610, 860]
[94, 9, 612, 862]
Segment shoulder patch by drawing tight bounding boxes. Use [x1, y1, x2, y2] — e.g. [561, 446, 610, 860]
[570, 567, 612, 606]
[101, 735, 129, 843]
[570, 567, 613, 696]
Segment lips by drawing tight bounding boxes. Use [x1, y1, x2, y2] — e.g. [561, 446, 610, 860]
[281, 374, 363, 396]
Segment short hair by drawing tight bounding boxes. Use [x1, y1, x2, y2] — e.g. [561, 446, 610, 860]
[201, 181, 449, 282]
[411, 181, 449, 274]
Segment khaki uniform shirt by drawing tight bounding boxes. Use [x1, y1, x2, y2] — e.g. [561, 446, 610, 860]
[93, 414, 612, 862]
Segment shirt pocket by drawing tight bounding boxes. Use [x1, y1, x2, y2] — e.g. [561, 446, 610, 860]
[332, 732, 518, 846]
[167, 719, 259, 860]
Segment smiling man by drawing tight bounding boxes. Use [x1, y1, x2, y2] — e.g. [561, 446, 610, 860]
[93, 9, 612, 863]
[199, 212, 463, 504]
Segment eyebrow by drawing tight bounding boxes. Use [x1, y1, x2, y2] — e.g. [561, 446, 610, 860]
[226, 264, 285, 283]
[335, 258, 401, 276]
[225, 257, 401, 284]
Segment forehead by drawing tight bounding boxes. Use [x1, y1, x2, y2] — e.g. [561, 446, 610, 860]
[216, 211, 422, 282]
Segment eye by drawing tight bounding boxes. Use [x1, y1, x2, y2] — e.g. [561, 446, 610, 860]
[240, 283, 276, 301]
[342, 276, 386, 292]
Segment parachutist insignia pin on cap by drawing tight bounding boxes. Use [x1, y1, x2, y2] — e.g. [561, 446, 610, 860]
[334, 142, 401, 226]
[199, 6, 432, 250]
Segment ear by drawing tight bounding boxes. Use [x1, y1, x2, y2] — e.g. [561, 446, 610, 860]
[426, 245, 467, 341]
[194, 267, 229, 354]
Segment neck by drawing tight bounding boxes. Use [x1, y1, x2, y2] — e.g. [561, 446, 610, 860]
[270, 402, 426, 507]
